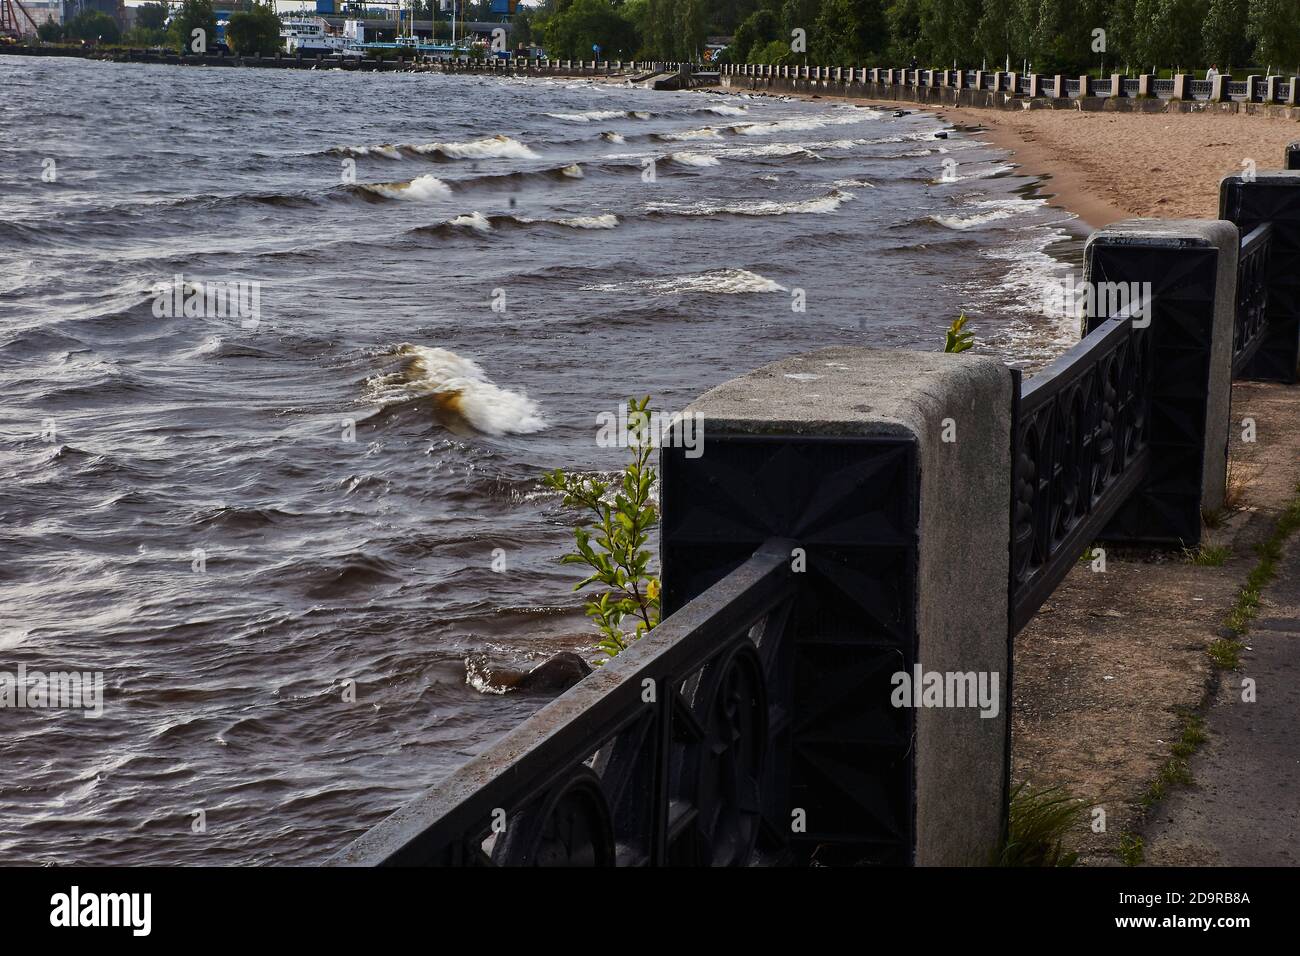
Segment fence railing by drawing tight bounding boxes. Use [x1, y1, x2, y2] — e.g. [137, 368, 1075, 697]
[720, 64, 1300, 105]
[332, 539, 799, 866]
[1234, 223, 1273, 375]
[1010, 304, 1152, 633]
[332, 151, 1299, 869]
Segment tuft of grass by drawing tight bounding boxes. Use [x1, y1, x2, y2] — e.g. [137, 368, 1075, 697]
[1208, 637, 1244, 669]
[1184, 543, 1229, 567]
[1217, 482, 1300, 657]
[1138, 711, 1205, 812]
[1223, 459, 1261, 513]
[994, 783, 1086, 866]
[1118, 832, 1144, 866]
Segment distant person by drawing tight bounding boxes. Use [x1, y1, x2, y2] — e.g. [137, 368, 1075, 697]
[1206, 65, 1218, 81]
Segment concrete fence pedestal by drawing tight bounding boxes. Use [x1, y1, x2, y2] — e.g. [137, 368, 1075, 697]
[1082, 219, 1240, 541]
[661, 347, 1013, 866]
[1221, 173, 1300, 382]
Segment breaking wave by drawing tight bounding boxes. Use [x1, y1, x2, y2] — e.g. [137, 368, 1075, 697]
[414, 135, 539, 160]
[364, 344, 547, 435]
[356, 174, 452, 201]
[326, 134, 539, 161]
[413, 212, 619, 235]
[647, 189, 854, 218]
[545, 109, 648, 122]
[582, 268, 787, 296]
[666, 152, 720, 167]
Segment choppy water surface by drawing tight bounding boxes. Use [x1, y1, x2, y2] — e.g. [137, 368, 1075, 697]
[0, 56, 1084, 864]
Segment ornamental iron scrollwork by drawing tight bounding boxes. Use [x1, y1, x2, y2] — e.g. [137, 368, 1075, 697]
[330, 540, 798, 867]
[668, 640, 768, 866]
[1010, 311, 1153, 633]
[1234, 223, 1273, 375]
[491, 767, 615, 866]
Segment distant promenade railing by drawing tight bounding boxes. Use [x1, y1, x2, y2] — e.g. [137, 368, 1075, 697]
[331, 152, 1300, 869]
[1, 45, 691, 77]
[720, 63, 1300, 109]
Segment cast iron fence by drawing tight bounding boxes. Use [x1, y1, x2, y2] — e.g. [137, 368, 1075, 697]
[1234, 222, 1273, 375]
[1009, 303, 1152, 633]
[332, 539, 799, 866]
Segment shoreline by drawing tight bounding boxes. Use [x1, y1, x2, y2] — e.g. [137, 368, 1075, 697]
[758, 86, 1300, 228]
[747, 87, 1125, 229]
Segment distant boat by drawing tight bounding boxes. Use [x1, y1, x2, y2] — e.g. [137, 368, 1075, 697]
[280, 16, 364, 57]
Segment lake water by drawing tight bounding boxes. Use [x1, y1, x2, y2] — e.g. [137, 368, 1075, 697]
[0, 54, 1083, 864]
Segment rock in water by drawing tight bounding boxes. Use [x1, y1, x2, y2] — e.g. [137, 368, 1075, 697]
[465, 650, 592, 694]
[517, 652, 592, 692]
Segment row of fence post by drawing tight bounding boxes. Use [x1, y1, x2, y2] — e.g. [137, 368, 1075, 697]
[720, 63, 1300, 105]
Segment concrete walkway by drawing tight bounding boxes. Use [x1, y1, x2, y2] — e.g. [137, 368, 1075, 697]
[1143, 536, 1300, 865]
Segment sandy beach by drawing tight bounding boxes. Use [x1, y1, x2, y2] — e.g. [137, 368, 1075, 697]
[759, 86, 1300, 227]
[927, 106, 1300, 228]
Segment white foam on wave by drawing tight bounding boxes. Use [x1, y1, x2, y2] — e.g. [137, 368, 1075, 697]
[514, 213, 620, 229]
[732, 114, 866, 136]
[600, 131, 626, 144]
[667, 152, 720, 167]
[557, 214, 619, 229]
[704, 104, 749, 116]
[930, 197, 1043, 231]
[582, 268, 787, 296]
[361, 174, 452, 201]
[963, 228, 1083, 365]
[936, 163, 1018, 184]
[365, 344, 547, 435]
[931, 209, 1016, 230]
[448, 211, 493, 232]
[559, 163, 584, 178]
[648, 189, 854, 217]
[333, 144, 403, 159]
[415, 135, 539, 160]
[714, 143, 820, 159]
[546, 109, 630, 122]
[659, 126, 724, 141]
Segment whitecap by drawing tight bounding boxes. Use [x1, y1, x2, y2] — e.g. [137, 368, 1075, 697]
[583, 268, 787, 296]
[360, 173, 452, 201]
[667, 152, 720, 167]
[648, 190, 853, 217]
[365, 344, 546, 435]
[415, 135, 538, 160]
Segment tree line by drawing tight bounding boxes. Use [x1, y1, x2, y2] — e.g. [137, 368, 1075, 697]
[527, 0, 1300, 74]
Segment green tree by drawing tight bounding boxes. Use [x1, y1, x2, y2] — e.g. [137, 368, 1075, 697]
[1248, 0, 1300, 71]
[66, 11, 121, 43]
[1203, 0, 1249, 69]
[1163, 0, 1209, 71]
[749, 37, 793, 62]
[136, 1, 169, 32]
[812, 0, 887, 65]
[733, 8, 780, 61]
[922, 0, 981, 67]
[37, 18, 63, 42]
[540, 0, 641, 57]
[168, 0, 219, 54]
[885, 0, 924, 62]
[1130, 0, 1167, 70]
[226, 1, 282, 55]
[976, 0, 1030, 70]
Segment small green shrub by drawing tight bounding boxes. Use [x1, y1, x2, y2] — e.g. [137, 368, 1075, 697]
[944, 313, 974, 353]
[543, 397, 661, 661]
